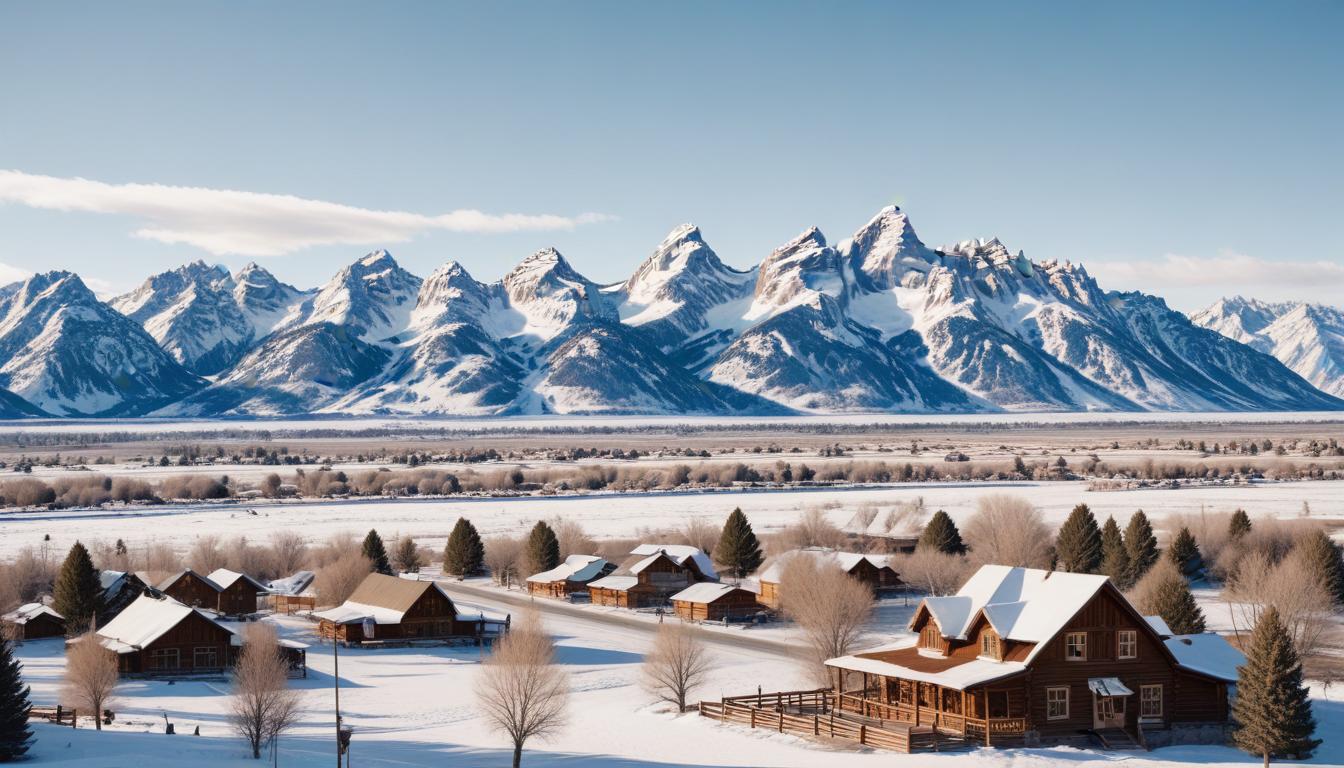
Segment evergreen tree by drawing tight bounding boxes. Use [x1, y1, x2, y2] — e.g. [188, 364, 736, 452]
[714, 507, 764, 580]
[1099, 516, 1131, 587]
[1232, 606, 1320, 765]
[53, 541, 100, 634]
[443, 517, 486, 578]
[0, 639, 33, 762]
[1123, 510, 1159, 584]
[526, 521, 561, 575]
[1228, 508, 1252, 542]
[1299, 529, 1344, 605]
[1147, 564, 1206, 634]
[1167, 526, 1204, 578]
[917, 510, 966, 555]
[361, 529, 393, 575]
[1055, 503, 1103, 573]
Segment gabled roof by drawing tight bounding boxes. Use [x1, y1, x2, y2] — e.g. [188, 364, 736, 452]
[267, 570, 316, 596]
[670, 582, 758, 604]
[158, 568, 222, 592]
[527, 555, 609, 584]
[587, 575, 639, 592]
[207, 568, 267, 592]
[99, 570, 127, 591]
[759, 548, 895, 583]
[1144, 615, 1173, 636]
[95, 593, 226, 653]
[628, 544, 717, 580]
[313, 573, 466, 625]
[2, 602, 63, 625]
[826, 639, 1027, 691]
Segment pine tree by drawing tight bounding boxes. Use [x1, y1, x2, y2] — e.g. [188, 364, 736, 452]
[714, 508, 764, 580]
[1167, 526, 1204, 578]
[1055, 503, 1103, 573]
[362, 529, 392, 576]
[1099, 516, 1131, 587]
[526, 522, 561, 575]
[1147, 563, 1206, 634]
[1299, 529, 1344, 605]
[0, 639, 33, 762]
[1123, 510, 1159, 584]
[53, 541, 101, 634]
[443, 517, 485, 578]
[1228, 508, 1252, 542]
[1232, 606, 1320, 765]
[917, 510, 966, 555]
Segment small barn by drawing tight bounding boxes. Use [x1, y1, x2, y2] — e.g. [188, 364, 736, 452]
[670, 583, 762, 622]
[758, 549, 902, 609]
[314, 573, 505, 644]
[1, 603, 65, 640]
[99, 571, 149, 622]
[207, 568, 268, 615]
[158, 569, 223, 610]
[526, 555, 614, 599]
[588, 544, 717, 609]
[264, 571, 317, 614]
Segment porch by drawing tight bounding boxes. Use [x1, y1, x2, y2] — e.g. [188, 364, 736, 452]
[836, 671, 1030, 747]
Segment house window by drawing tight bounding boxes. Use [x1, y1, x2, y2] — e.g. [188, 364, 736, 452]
[1065, 632, 1087, 661]
[148, 648, 180, 670]
[1118, 630, 1137, 659]
[981, 631, 1000, 660]
[922, 626, 940, 651]
[1140, 685, 1163, 718]
[1046, 687, 1069, 720]
[193, 646, 218, 668]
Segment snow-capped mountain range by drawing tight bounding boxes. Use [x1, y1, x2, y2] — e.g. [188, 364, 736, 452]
[0, 205, 1340, 418]
[1192, 297, 1344, 397]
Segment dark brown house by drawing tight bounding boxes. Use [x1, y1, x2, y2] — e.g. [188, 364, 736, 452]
[99, 571, 149, 622]
[825, 565, 1243, 750]
[158, 569, 223, 610]
[758, 549, 902, 609]
[587, 544, 717, 609]
[207, 568, 268, 615]
[1, 603, 65, 640]
[670, 583, 762, 622]
[314, 573, 505, 644]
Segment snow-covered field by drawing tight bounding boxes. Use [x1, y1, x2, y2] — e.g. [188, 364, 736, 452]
[2, 480, 1341, 560]
[12, 582, 1342, 768]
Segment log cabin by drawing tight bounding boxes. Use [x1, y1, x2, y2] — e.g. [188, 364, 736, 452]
[264, 570, 317, 614]
[526, 555, 614, 599]
[313, 573, 506, 644]
[670, 583, 763, 622]
[157, 569, 223, 610]
[90, 593, 307, 677]
[824, 565, 1243, 750]
[207, 568, 268, 615]
[587, 544, 717, 608]
[758, 548, 902, 609]
[1, 603, 65, 640]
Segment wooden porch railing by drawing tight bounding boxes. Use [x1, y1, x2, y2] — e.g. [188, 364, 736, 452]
[700, 689, 913, 753]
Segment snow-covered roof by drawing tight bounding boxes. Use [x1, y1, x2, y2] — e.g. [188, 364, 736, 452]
[312, 573, 475, 625]
[267, 570, 315, 596]
[628, 544, 717, 580]
[1164, 633, 1245, 682]
[1145, 615, 1173, 636]
[158, 569, 221, 592]
[914, 566, 1110, 666]
[758, 548, 894, 583]
[527, 555, 609, 584]
[207, 568, 266, 592]
[2, 602, 63, 625]
[825, 639, 1027, 691]
[587, 575, 638, 592]
[95, 593, 224, 653]
[99, 570, 127, 591]
[670, 582, 757, 604]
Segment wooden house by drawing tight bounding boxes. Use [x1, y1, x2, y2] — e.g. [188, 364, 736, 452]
[824, 565, 1243, 750]
[670, 583, 762, 622]
[157, 569, 223, 610]
[313, 573, 506, 644]
[98, 570, 148, 622]
[1, 603, 65, 640]
[207, 568, 267, 615]
[91, 593, 307, 677]
[264, 570, 317, 614]
[758, 549, 902, 609]
[587, 544, 717, 609]
[526, 555, 614, 599]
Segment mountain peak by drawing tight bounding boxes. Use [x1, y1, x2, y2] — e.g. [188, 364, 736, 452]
[847, 205, 933, 290]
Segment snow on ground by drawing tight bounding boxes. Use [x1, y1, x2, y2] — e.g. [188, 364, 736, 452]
[13, 585, 1342, 768]
[1, 480, 1341, 560]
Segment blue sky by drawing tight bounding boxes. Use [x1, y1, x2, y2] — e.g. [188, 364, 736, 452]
[1, 1, 1341, 310]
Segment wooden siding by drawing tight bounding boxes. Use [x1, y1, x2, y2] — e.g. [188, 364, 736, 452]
[318, 586, 478, 642]
[671, 588, 761, 621]
[216, 579, 259, 615]
[3, 613, 64, 640]
[119, 610, 235, 675]
[161, 572, 218, 610]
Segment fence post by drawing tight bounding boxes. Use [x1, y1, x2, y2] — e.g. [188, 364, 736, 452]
[859, 724, 866, 746]
[814, 714, 819, 736]
[778, 711, 784, 733]
[71, 709, 76, 729]
[749, 708, 756, 729]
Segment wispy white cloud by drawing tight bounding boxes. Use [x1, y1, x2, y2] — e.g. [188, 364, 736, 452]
[0, 170, 616, 257]
[1090, 251, 1344, 308]
[0, 262, 33, 287]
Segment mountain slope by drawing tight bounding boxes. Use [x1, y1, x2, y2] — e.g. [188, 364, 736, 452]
[1193, 297, 1344, 397]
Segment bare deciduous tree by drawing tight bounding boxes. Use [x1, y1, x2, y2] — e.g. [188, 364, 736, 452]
[1225, 548, 1332, 659]
[895, 548, 971, 596]
[779, 556, 873, 684]
[312, 552, 371, 607]
[475, 611, 569, 768]
[188, 534, 226, 573]
[229, 623, 302, 760]
[678, 518, 720, 555]
[268, 530, 309, 576]
[550, 519, 596, 561]
[62, 633, 118, 730]
[771, 507, 846, 554]
[961, 495, 1052, 568]
[484, 535, 524, 588]
[642, 623, 714, 712]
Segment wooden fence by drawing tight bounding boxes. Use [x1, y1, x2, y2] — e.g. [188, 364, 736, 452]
[698, 688, 913, 753]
